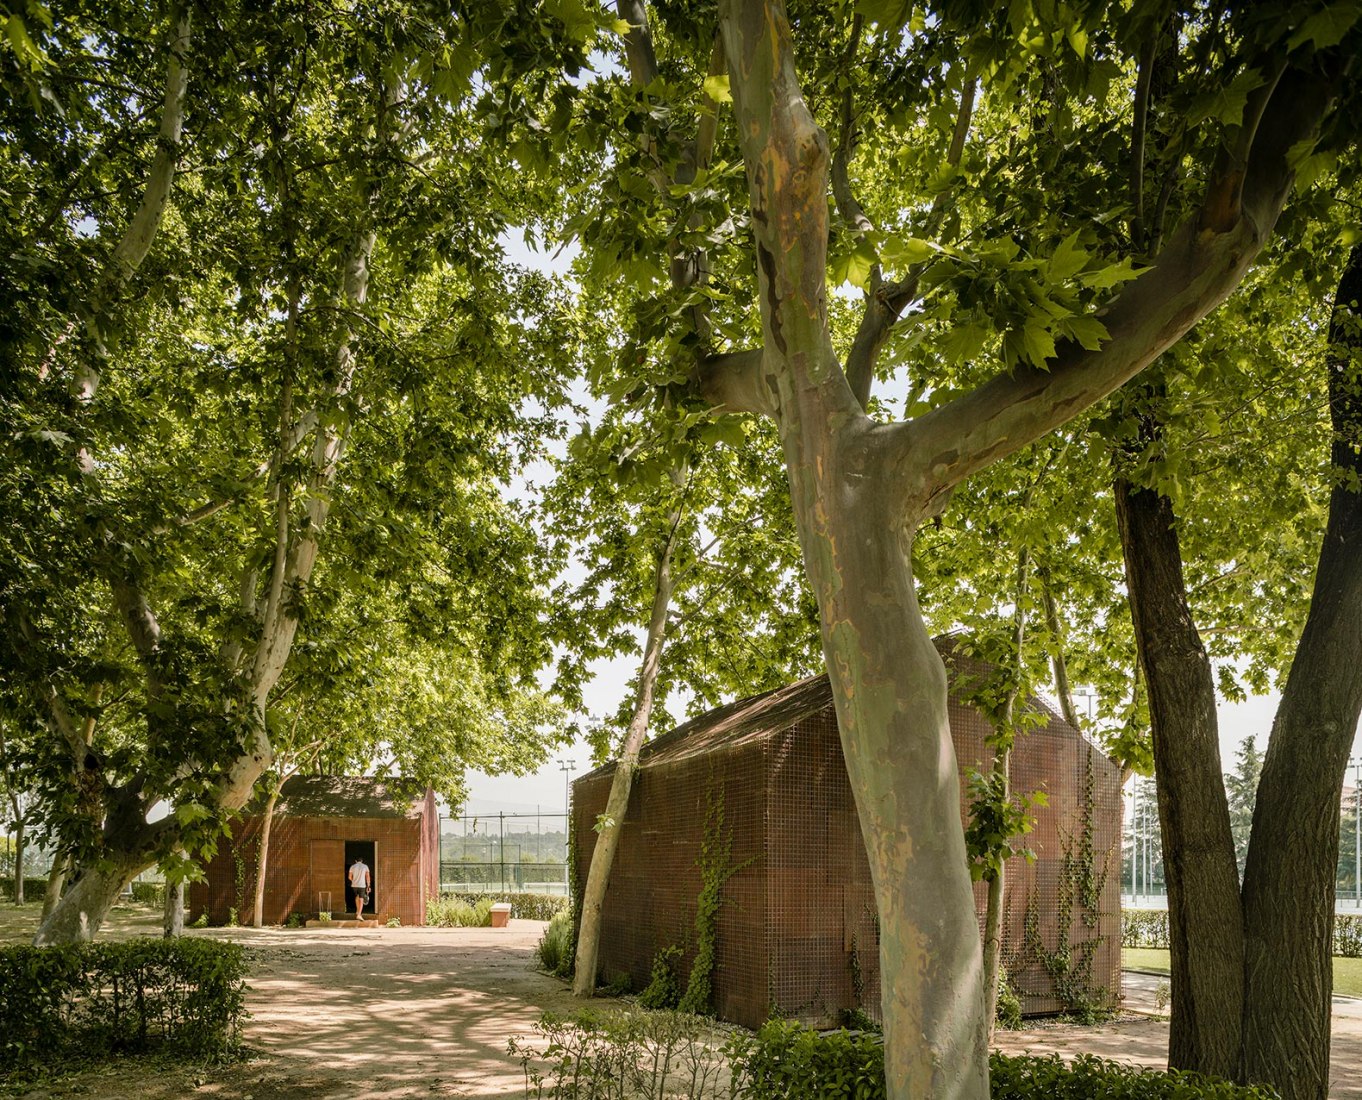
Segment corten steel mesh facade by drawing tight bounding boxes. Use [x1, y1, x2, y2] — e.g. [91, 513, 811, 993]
[572, 637, 1123, 1029]
[190, 776, 439, 926]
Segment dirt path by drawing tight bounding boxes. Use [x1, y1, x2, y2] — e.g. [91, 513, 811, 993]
[217, 922, 575, 1099]
[5, 907, 1362, 1098]
[9, 918, 572, 1100]
[994, 970, 1362, 1099]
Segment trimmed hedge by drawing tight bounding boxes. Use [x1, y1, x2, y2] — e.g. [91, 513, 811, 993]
[728, 1022, 1279, 1099]
[0, 877, 50, 902]
[0, 937, 248, 1078]
[1335, 914, 1362, 958]
[1124, 908, 1362, 958]
[1122, 908, 1171, 949]
[438, 890, 568, 922]
[130, 881, 167, 906]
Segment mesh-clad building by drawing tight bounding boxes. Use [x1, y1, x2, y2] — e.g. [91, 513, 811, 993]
[190, 776, 439, 926]
[571, 637, 1123, 1028]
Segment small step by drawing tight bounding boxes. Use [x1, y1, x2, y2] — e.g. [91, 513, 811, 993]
[304, 917, 383, 928]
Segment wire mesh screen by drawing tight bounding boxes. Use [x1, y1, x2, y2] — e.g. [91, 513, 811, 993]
[440, 811, 569, 894]
[573, 641, 1123, 1030]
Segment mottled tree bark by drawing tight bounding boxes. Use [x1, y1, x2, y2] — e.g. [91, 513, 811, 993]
[41, 856, 66, 921]
[35, 862, 140, 944]
[163, 875, 185, 938]
[253, 781, 281, 928]
[713, 3, 1331, 1095]
[573, 514, 679, 995]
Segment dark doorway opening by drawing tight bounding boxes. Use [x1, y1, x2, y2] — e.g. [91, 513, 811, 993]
[344, 840, 376, 916]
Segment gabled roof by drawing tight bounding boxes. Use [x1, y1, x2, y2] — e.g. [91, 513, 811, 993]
[271, 775, 429, 820]
[579, 635, 1110, 784]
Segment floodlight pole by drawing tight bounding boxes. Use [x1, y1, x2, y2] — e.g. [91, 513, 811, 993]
[558, 760, 575, 886]
[559, 759, 575, 813]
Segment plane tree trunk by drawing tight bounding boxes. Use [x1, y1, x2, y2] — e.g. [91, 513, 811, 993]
[10, 812, 24, 905]
[711, 3, 1331, 1095]
[41, 857, 66, 921]
[1117, 246, 1362, 1100]
[572, 511, 680, 995]
[163, 875, 185, 938]
[253, 779, 282, 929]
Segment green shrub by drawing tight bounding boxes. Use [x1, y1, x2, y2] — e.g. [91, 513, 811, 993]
[728, 1020, 886, 1099]
[1336, 914, 1362, 958]
[509, 1009, 726, 1100]
[989, 1053, 1279, 1099]
[426, 894, 494, 927]
[638, 945, 684, 1009]
[1122, 908, 1170, 948]
[129, 881, 166, 906]
[725, 1022, 1279, 1100]
[536, 910, 574, 976]
[438, 890, 567, 922]
[0, 938, 248, 1079]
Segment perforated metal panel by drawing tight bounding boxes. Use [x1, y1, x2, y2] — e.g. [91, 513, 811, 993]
[572, 638, 1123, 1029]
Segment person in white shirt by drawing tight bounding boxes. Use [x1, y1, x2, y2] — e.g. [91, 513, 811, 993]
[348, 857, 371, 920]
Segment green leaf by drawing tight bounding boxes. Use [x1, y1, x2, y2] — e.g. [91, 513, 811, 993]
[882, 236, 935, 267]
[1079, 257, 1142, 290]
[941, 321, 989, 364]
[1186, 67, 1268, 129]
[702, 74, 732, 104]
[845, 240, 877, 289]
[1047, 231, 1089, 281]
[1064, 315, 1109, 351]
[854, 0, 912, 29]
[1287, 2, 1362, 51]
[1020, 318, 1057, 367]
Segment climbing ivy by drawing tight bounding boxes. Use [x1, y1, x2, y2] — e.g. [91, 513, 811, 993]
[564, 806, 580, 980]
[677, 780, 751, 1016]
[1021, 747, 1114, 1021]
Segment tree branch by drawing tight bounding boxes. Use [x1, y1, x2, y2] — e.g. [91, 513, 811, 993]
[173, 409, 319, 527]
[1130, 35, 1157, 253]
[845, 76, 976, 405]
[614, 0, 661, 88]
[106, 3, 191, 284]
[66, 2, 191, 398]
[881, 67, 1335, 512]
[694, 348, 778, 416]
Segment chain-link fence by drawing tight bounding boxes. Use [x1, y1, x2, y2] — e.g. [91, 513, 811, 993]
[440, 811, 569, 894]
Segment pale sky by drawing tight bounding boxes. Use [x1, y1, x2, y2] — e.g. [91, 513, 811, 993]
[463, 656, 1362, 814]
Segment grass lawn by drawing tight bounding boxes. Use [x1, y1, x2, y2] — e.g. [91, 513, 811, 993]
[1124, 947, 1362, 998]
[0, 899, 164, 946]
